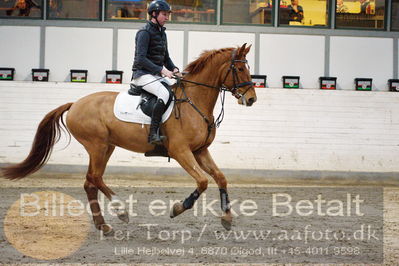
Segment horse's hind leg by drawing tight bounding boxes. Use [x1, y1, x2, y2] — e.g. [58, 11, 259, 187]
[194, 148, 233, 230]
[84, 144, 127, 235]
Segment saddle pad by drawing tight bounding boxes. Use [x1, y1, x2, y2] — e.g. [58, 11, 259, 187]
[113, 91, 174, 124]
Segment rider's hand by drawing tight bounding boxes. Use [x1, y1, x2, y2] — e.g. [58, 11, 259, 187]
[161, 67, 174, 79]
[173, 68, 182, 78]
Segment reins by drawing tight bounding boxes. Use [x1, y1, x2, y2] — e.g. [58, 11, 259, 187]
[172, 48, 253, 149]
[174, 80, 212, 125]
[173, 80, 220, 151]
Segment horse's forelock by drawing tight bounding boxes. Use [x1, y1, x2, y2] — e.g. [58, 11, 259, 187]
[184, 47, 235, 74]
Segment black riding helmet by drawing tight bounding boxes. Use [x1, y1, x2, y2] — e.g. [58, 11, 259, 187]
[148, 0, 172, 18]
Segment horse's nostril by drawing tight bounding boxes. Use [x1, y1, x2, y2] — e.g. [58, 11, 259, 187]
[247, 98, 255, 106]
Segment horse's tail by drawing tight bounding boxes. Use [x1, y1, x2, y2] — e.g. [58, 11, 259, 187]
[1, 102, 73, 180]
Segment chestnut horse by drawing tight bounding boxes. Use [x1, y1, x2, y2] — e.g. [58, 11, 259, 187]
[2, 43, 257, 234]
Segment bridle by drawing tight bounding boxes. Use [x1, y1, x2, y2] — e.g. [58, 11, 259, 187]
[178, 48, 253, 100]
[173, 48, 254, 144]
[220, 49, 254, 99]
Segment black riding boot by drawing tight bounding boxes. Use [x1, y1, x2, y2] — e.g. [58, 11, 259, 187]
[148, 99, 166, 145]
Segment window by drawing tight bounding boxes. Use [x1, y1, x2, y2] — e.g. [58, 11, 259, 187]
[106, 0, 147, 20]
[222, 0, 273, 25]
[170, 0, 216, 23]
[47, 0, 100, 20]
[392, 0, 399, 31]
[335, 0, 385, 29]
[279, 0, 329, 26]
[106, 0, 216, 24]
[0, 0, 43, 18]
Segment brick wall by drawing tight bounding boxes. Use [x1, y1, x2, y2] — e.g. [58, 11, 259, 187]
[1, 81, 399, 173]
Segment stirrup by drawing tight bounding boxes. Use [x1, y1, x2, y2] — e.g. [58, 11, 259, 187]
[148, 133, 166, 145]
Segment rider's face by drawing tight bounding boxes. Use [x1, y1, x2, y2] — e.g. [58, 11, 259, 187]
[155, 11, 170, 26]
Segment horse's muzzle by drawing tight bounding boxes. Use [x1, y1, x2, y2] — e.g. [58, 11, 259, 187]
[247, 97, 256, 106]
[239, 96, 257, 106]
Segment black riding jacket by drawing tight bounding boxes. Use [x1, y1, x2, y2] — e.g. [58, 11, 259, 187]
[132, 21, 176, 79]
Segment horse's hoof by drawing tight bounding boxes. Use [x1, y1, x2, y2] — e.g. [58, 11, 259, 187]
[100, 224, 114, 236]
[170, 202, 185, 218]
[117, 211, 129, 224]
[221, 214, 232, 231]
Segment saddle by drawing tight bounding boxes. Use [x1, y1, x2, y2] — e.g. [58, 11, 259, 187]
[128, 81, 173, 117]
[127, 81, 174, 158]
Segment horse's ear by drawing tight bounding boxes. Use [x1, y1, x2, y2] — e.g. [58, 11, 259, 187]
[237, 43, 247, 58]
[244, 44, 252, 56]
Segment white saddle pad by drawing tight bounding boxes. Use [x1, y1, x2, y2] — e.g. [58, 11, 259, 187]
[113, 91, 174, 124]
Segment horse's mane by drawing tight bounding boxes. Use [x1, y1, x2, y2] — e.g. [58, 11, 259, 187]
[184, 47, 235, 74]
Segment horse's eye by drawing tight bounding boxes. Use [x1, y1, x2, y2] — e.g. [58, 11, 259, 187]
[238, 68, 244, 72]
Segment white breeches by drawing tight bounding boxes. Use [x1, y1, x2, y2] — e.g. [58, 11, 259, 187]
[132, 74, 170, 103]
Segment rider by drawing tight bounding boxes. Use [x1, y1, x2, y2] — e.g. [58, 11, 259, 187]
[132, 0, 180, 145]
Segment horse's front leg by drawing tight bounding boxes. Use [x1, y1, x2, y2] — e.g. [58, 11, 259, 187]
[168, 147, 209, 218]
[194, 148, 232, 230]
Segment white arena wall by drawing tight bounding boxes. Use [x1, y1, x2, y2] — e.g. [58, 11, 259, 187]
[1, 81, 399, 176]
[0, 26, 41, 81]
[0, 25, 397, 89]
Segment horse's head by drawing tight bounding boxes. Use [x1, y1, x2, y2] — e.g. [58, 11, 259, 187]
[221, 43, 257, 107]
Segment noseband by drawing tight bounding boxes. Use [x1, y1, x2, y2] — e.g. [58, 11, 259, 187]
[221, 49, 253, 99]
